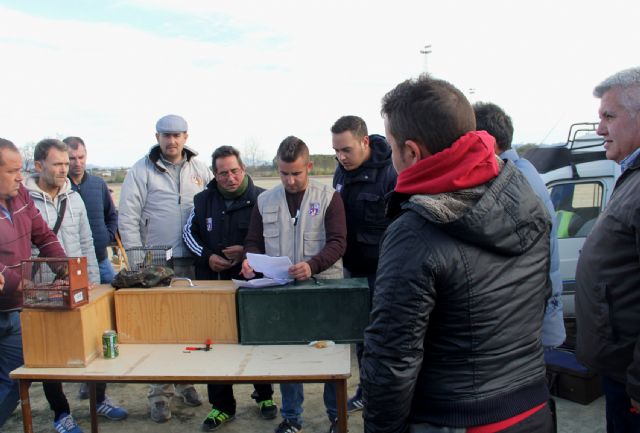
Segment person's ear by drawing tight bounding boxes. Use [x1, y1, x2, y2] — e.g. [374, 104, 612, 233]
[405, 140, 430, 164]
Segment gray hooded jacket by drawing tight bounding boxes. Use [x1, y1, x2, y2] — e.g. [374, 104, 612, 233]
[118, 144, 212, 258]
[24, 175, 100, 284]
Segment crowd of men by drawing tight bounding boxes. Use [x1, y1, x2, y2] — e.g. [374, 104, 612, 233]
[1, 65, 640, 433]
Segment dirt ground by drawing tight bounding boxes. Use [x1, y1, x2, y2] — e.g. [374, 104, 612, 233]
[1, 349, 364, 433]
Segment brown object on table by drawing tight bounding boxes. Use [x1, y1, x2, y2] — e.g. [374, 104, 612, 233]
[21, 257, 89, 310]
[20, 285, 115, 367]
[114, 280, 238, 343]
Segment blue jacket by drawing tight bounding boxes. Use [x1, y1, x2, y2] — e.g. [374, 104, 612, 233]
[501, 149, 565, 348]
[70, 172, 118, 262]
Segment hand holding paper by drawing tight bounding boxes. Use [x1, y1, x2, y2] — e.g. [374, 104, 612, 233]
[233, 253, 294, 288]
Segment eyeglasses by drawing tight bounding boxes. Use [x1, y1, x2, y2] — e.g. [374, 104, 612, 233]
[216, 168, 243, 179]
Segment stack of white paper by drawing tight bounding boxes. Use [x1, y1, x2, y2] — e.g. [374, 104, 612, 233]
[232, 253, 294, 288]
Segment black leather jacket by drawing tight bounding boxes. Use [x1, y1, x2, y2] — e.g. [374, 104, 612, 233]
[576, 159, 640, 399]
[361, 161, 551, 432]
[333, 134, 397, 275]
[184, 176, 264, 280]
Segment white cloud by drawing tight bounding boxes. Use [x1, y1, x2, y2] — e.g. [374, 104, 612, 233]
[1, 1, 639, 166]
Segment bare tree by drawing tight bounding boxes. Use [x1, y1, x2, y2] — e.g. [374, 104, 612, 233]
[242, 138, 264, 169]
[20, 142, 37, 173]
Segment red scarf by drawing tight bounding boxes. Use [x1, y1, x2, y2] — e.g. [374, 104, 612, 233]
[395, 130, 499, 195]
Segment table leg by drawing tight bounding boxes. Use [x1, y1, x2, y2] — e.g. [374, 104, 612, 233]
[89, 382, 98, 433]
[335, 378, 348, 433]
[18, 379, 32, 433]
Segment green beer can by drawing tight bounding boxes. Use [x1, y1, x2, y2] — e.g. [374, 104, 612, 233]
[102, 330, 119, 359]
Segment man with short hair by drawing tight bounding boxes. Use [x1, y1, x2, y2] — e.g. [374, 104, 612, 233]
[0, 139, 66, 428]
[64, 136, 119, 401]
[474, 102, 565, 350]
[362, 75, 553, 433]
[24, 138, 127, 432]
[119, 114, 211, 422]
[64, 136, 118, 285]
[183, 145, 277, 431]
[242, 136, 347, 433]
[331, 115, 396, 413]
[576, 67, 640, 433]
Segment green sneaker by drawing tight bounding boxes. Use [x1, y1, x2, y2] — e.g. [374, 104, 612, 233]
[257, 399, 278, 419]
[202, 408, 235, 432]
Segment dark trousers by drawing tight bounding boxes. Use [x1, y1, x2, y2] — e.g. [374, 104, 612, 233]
[603, 376, 640, 433]
[349, 270, 376, 399]
[43, 382, 106, 420]
[207, 384, 273, 415]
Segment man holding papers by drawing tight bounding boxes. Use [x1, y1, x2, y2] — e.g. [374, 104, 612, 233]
[183, 145, 277, 431]
[242, 136, 347, 433]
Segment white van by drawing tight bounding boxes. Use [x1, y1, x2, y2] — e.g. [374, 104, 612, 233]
[524, 123, 621, 322]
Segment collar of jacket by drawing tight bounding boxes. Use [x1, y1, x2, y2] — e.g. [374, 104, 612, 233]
[335, 134, 392, 180]
[69, 171, 88, 186]
[148, 144, 197, 172]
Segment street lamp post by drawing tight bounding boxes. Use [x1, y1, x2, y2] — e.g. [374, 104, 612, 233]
[420, 44, 432, 73]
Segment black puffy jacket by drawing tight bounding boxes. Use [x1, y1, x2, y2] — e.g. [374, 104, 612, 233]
[184, 176, 264, 280]
[333, 134, 397, 275]
[361, 161, 551, 432]
[576, 159, 640, 399]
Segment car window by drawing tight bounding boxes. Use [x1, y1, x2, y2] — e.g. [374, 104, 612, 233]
[549, 182, 604, 238]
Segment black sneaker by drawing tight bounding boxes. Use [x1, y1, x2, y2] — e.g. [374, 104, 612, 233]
[257, 399, 278, 420]
[328, 418, 337, 433]
[328, 418, 348, 433]
[202, 408, 235, 432]
[347, 395, 364, 413]
[274, 419, 302, 433]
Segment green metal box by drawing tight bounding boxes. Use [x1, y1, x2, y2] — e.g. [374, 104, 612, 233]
[237, 278, 370, 344]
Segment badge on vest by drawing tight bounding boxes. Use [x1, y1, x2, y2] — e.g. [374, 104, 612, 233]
[335, 184, 343, 192]
[308, 202, 320, 216]
[206, 217, 213, 231]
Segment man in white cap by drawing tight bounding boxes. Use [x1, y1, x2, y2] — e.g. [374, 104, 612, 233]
[119, 114, 212, 423]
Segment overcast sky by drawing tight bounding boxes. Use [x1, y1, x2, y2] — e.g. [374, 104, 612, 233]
[1, 0, 638, 167]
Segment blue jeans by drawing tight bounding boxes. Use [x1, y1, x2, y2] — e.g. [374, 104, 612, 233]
[98, 258, 116, 284]
[0, 312, 24, 427]
[280, 383, 337, 426]
[603, 376, 640, 433]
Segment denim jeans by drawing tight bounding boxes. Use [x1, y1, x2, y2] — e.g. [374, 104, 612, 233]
[281, 382, 336, 426]
[0, 312, 24, 427]
[98, 258, 116, 284]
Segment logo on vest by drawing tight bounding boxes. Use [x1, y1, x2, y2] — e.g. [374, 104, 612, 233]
[192, 175, 204, 187]
[206, 217, 213, 231]
[308, 202, 320, 216]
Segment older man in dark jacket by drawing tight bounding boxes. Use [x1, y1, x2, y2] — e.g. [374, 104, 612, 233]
[183, 146, 276, 432]
[576, 67, 640, 433]
[361, 75, 553, 433]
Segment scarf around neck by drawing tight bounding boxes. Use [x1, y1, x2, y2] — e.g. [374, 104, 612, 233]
[217, 174, 249, 199]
